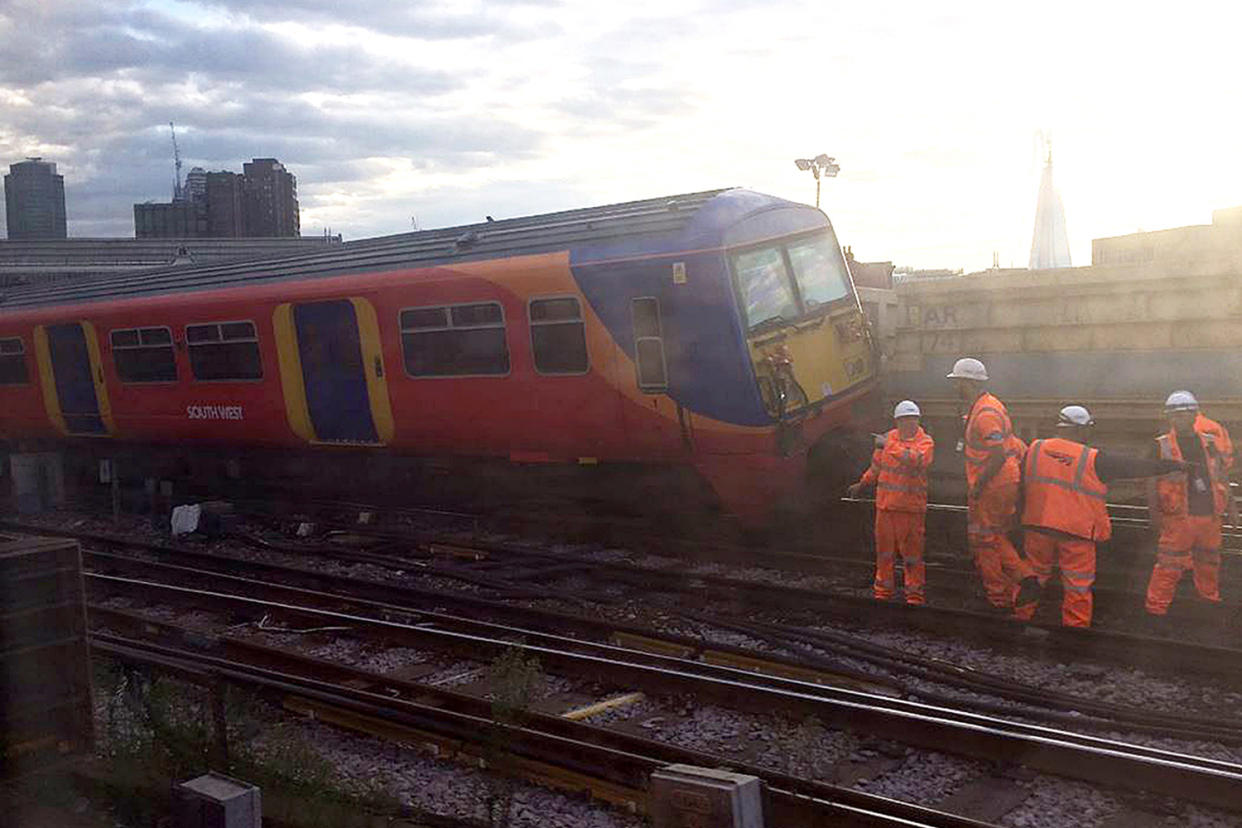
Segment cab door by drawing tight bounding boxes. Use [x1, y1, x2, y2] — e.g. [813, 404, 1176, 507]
[273, 298, 393, 445]
[35, 322, 113, 436]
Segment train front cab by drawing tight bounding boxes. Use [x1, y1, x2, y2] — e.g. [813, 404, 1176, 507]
[702, 212, 879, 523]
[729, 230, 873, 422]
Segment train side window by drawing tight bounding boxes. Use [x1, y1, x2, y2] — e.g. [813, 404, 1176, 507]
[400, 302, 509, 377]
[110, 326, 177, 383]
[0, 337, 29, 385]
[631, 297, 668, 392]
[529, 296, 588, 375]
[186, 320, 263, 381]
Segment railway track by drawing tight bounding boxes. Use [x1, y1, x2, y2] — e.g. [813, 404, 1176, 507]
[238, 508, 1242, 666]
[214, 491, 1242, 636]
[41, 519, 1242, 818]
[77, 538, 1242, 745]
[93, 630, 989, 828]
[70, 477, 1242, 624]
[84, 569, 1242, 816]
[11, 501, 1242, 824]
[16, 510, 1237, 686]
[10, 511, 1242, 702]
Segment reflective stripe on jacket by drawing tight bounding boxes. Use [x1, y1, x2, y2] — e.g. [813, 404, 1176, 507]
[964, 392, 1026, 491]
[1021, 437, 1111, 542]
[1155, 417, 1232, 518]
[1195, 413, 1234, 474]
[859, 426, 935, 513]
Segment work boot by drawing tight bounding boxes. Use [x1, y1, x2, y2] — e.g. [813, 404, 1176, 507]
[1194, 598, 1227, 638]
[1143, 612, 1170, 638]
[1014, 576, 1042, 611]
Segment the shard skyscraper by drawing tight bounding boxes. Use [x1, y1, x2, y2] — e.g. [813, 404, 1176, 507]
[1028, 150, 1072, 269]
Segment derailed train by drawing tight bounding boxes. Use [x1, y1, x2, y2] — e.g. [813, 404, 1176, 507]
[0, 188, 879, 523]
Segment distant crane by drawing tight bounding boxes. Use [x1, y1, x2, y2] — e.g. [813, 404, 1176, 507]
[169, 121, 184, 202]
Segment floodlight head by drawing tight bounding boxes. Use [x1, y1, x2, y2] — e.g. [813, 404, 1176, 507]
[814, 153, 833, 166]
[794, 158, 812, 171]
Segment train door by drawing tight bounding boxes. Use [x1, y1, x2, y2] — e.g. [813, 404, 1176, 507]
[620, 295, 689, 455]
[273, 298, 393, 445]
[35, 322, 113, 436]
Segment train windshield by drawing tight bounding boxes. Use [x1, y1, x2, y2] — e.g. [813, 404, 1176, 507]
[734, 246, 799, 331]
[732, 232, 853, 331]
[787, 234, 851, 310]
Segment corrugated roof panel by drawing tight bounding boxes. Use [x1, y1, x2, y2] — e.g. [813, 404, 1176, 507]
[0, 188, 732, 309]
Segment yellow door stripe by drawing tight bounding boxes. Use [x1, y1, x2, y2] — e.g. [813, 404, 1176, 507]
[80, 321, 115, 435]
[33, 323, 114, 437]
[33, 326, 68, 437]
[272, 303, 315, 443]
[349, 297, 394, 444]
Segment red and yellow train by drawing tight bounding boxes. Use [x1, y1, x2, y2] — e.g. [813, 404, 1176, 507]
[0, 188, 878, 524]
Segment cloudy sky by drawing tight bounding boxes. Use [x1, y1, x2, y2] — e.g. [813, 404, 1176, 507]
[1, 0, 1240, 271]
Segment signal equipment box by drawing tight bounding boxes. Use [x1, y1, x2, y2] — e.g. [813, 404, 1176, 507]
[175, 772, 262, 828]
[651, 764, 765, 828]
[0, 533, 92, 779]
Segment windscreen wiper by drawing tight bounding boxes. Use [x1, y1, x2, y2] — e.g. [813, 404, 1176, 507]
[751, 314, 787, 332]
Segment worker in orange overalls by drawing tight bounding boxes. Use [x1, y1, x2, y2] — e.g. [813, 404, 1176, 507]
[1017, 405, 1187, 627]
[848, 400, 935, 604]
[946, 357, 1039, 613]
[1145, 390, 1238, 620]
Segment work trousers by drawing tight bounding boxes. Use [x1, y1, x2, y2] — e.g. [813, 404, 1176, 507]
[1145, 514, 1222, 615]
[874, 509, 925, 604]
[1013, 531, 1096, 627]
[967, 480, 1034, 608]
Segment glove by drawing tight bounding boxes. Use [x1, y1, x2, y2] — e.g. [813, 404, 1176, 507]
[846, 483, 863, 499]
[873, 433, 887, 450]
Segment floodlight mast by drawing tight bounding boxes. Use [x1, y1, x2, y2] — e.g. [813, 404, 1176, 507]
[793, 154, 839, 207]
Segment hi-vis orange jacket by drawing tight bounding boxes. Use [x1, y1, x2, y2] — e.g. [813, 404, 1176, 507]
[964, 392, 1026, 493]
[859, 427, 935, 513]
[1021, 437, 1111, 542]
[1155, 415, 1234, 518]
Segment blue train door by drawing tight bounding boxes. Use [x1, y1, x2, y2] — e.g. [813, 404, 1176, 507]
[293, 300, 379, 444]
[45, 323, 107, 435]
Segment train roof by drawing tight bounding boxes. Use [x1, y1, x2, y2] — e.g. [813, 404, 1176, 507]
[0, 187, 763, 310]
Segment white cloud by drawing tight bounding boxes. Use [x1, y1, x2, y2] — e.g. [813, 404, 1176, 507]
[0, 0, 1239, 271]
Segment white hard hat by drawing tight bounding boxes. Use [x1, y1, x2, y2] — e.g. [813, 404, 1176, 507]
[1057, 405, 1094, 428]
[893, 400, 921, 419]
[946, 357, 988, 382]
[1164, 390, 1199, 412]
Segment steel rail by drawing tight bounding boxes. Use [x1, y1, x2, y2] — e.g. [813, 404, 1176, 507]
[82, 544, 1242, 744]
[406, 537, 1242, 674]
[845, 496, 1242, 552]
[83, 547, 898, 696]
[12, 516, 1241, 695]
[90, 630, 994, 828]
[85, 570, 1242, 811]
[210, 505, 1242, 630]
[683, 612, 1242, 744]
